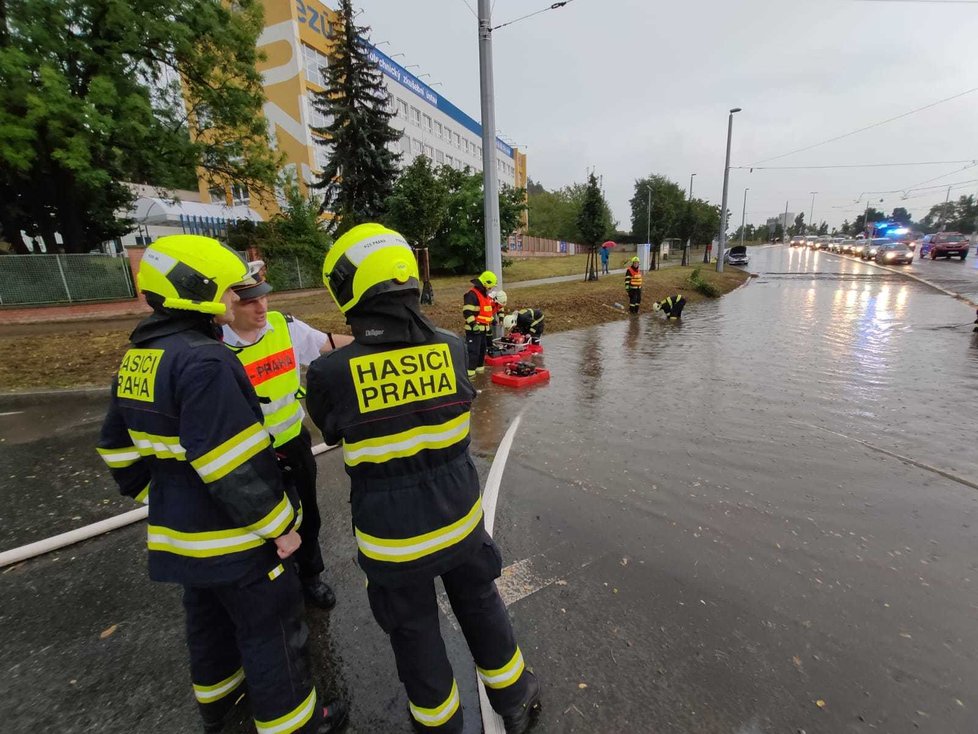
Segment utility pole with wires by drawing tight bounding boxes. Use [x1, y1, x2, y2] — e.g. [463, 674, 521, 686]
[477, 0, 502, 292]
[940, 184, 952, 232]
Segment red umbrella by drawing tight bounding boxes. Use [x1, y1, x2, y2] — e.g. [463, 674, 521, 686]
[601, 241, 616, 249]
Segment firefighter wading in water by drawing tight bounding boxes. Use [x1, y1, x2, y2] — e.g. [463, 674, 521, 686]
[306, 224, 542, 733]
[625, 255, 643, 314]
[462, 269, 501, 376]
[96, 236, 346, 734]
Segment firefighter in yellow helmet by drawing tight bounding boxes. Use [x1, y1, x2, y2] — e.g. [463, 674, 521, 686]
[625, 256, 643, 314]
[97, 235, 346, 733]
[307, 224, 542, 733]
[462, 269, 501, 376]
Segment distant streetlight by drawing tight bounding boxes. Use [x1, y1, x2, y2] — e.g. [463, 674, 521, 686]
[809, 191, 818, 234]
[390, 52, 405, 59]
[740, 187, 750, 248]
[686, 173, 696, 266]
[716, 107, 742, 274]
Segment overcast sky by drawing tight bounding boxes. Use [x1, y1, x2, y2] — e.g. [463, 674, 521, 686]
[359, 0, 978, 232]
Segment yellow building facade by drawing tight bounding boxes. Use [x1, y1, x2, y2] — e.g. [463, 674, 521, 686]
[201, 0, 527, 221]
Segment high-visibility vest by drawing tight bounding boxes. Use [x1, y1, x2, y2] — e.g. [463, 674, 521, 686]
[471, 288, 496, 326]
[625, 266, 643, 289]
[227, 312, 304, 448]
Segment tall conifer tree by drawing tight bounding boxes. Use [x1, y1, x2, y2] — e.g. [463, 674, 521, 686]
[310, 0, 400, 235]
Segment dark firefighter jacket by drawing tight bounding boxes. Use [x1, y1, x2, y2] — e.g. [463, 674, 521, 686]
[306, 327, 482, 587]
[97, 313, 299, 586]
[625, 265, 643, 290]
[659, 294, 687, 318]
[462, 281, 497, 332]
[512, 308, 544, 336]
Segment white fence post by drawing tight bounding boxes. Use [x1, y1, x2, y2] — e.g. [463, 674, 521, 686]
[55, 255, 73, 303]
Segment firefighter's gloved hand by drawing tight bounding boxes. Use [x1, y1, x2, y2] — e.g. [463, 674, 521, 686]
[274, 530, 302, 559]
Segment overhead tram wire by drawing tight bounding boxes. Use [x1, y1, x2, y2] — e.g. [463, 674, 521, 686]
[732, 159, 978, 171]
[491, 0, 577, 31]
[747, 85, 978, 166]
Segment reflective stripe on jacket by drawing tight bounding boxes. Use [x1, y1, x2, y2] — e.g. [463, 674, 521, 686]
[463, 286, 496, 331]
[226, 311, 304, 448]
[306, 328, 482, 586]
[625, 266, 643, 289]
[97, 319, 297, 586]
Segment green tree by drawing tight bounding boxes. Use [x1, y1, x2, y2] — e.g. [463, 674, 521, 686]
[890, 207, 913, 225]
[578, 173, 613, 248]
[0, 0, 280, 253]
[790, 213, 806, 236]
[428, 166, 525, 274]
[840, 219, 851, 236]
[309, 0, 400, 236]
[919, 196, 975, 233]
[817, 221, 829, 236]
[630, 175, 686, 246]
[227, 177, 330, 290]
[384, 156, 448, 249]
[853, 207, 886, 236]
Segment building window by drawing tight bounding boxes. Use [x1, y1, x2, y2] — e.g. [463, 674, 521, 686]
[398, 99, 408, 116]
[231, 183, 250, 206]
[410, 106, 421, 124]
[412, 138, 423, 153]
[477, 146, 482, 158]
[434, 121, 443, 138]
[435, 150, 444, 163]
[454, 132, 461, 148]
[302, 44, 329, 87]
[423, 144, 433, 158]
[209, 185, 227, 205]
[306, 95, 330, 131]
[423, 114, 432, 132]
[314, 144, 329, 171]
[445, 155, 453, 167]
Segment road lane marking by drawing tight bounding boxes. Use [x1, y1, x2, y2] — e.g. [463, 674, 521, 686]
[0, 411, 24, 417]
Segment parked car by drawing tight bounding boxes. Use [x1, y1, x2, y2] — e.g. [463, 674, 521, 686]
[862, 238, 890, 260]
[928, 232, 969, 260]
[724, 245, 750, 266]
[875, 242, 914, 266]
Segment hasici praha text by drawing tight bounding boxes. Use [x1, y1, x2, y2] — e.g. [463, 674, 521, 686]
[116, 348, 164, 402]
[350, 344, 456, 413]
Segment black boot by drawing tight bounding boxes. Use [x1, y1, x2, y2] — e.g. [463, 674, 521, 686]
[317, 699, 349, 733]
[201, 691, 247, 733]
[502, 671, 541, 734]
[302, 576, 337, 610]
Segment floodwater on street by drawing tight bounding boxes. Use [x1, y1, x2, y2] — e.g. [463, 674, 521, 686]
[2, 245, 977, 733]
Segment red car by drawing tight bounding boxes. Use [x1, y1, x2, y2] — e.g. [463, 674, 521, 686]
[929, 232, 970, 260]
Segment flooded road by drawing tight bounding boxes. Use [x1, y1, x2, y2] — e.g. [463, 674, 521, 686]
[3, 245, 977, 733]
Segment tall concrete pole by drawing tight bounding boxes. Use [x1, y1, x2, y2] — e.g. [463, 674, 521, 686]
[809, 192, 817, 234]
[740, 187, 750, 248]
[717, 108, 741, 273]
[478, 0, 502, 287]
[784, 200, 789, 242]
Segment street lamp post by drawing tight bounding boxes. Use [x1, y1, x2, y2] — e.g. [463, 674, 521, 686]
[646, 183, 657, 271]
[809, 192, 817, 234]
[477, 0, 503, 292]
[685, 173, 696, 266]
[783, 200, 789, 243]
[716, 107, 742, 273]
[740, 187, 750, 248]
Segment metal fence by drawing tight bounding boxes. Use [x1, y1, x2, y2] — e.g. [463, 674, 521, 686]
[264, 256, 322, 292]
[0, 253, 136, 306]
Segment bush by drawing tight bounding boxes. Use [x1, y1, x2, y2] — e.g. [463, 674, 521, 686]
[688, 267, 721, 297]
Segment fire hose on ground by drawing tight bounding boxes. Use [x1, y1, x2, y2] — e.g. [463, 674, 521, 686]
[0, 443, 338, 569]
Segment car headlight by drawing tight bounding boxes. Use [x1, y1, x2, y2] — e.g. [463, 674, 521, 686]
[885, 252, 896, 259]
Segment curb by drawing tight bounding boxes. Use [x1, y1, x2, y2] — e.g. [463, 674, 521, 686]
[0, 385, 109, 406]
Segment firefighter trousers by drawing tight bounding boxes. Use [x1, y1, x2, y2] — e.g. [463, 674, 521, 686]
[628, 287, 642, 313]
[183, 562, 323, 733]
[464, 330, 488, 372]
[276, 426, 325, 579]
[366, 537, 530, 732]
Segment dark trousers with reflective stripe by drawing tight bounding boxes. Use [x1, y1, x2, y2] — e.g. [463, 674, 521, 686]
[465, 330, 488, 371]
[277, 426, 325, 579]
[628, 287, 642, 313]
[184, 562, 322, 732]
[367, 537, 529, 732]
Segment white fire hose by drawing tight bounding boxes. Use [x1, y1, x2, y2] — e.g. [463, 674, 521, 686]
[0, 443, 337, 569]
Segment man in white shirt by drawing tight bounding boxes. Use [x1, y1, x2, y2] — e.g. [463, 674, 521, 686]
[223, 265, 353, 609]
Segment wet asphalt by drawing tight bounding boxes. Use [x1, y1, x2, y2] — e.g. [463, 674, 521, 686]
[2, 245, 978, 734]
